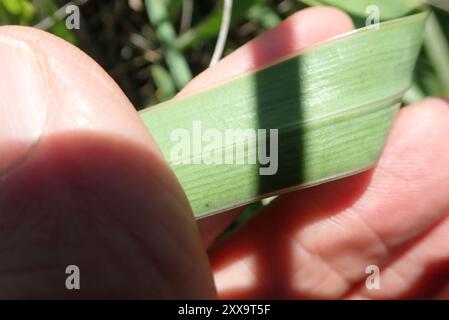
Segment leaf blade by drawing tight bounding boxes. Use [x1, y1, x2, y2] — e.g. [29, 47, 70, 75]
[140, 12, 428, 218]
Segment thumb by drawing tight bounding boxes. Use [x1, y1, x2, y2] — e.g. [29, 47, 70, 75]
[0, 26, 214, 298]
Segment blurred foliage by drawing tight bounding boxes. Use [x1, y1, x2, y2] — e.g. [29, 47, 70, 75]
[0, 0, 35, 25]
[145, 0, 192, 91]
[1, 0, 446, 107]
[0, 0, 76, 42]
[0, 0, 447, 105]
[0, 0, 305, 108]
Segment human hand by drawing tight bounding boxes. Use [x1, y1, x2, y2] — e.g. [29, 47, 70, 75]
[0, 7, 448, 299]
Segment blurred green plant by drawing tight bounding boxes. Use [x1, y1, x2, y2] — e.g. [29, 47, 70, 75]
[0, 0, 76, 43]
[1, 1, 447, 103]
[145, 0, 192, 93]
[0, 0, 34, 25]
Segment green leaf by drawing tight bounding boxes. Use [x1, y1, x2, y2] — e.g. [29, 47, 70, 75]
[0, 0, 34, 25]
[177, 0, 267, 50]
[140, 11, 428, 218]
[151, 64, 177, 101]
[424, 12, 449, 99]
[145, 0, 192, 89]
[247, 4, 281, 29]
[299, 0, 423, 20]
[427, 0, 449, 12]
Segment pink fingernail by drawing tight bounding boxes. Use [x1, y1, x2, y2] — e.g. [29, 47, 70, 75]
[0, 37, 48, 174]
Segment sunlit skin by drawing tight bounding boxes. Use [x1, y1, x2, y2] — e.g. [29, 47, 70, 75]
[0, 7, 449, 299]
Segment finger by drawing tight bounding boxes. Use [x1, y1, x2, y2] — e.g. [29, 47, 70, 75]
[198, 209, 243, 249]
[0, 26, 214, 298]
[346, 212, 449, 299]
[186, 6, 355, 247]
[209, 98, 449, 299]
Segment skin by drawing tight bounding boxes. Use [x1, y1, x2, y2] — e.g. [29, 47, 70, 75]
[0, 7, 449, 299]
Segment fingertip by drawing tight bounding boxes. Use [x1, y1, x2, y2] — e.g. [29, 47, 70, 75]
[417, 97, 449, 111]
[394, 97, 449, 139]
[0, 26, 156, 149]
[0, 26, 216, 298]
[283, 6, 355, 45]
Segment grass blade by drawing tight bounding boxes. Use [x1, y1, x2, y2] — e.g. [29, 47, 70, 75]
[424, 12, 449, 99]
[299, 0, 423, 20]
[145, 0, 192, 89]
[140, 12, 428, 218]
